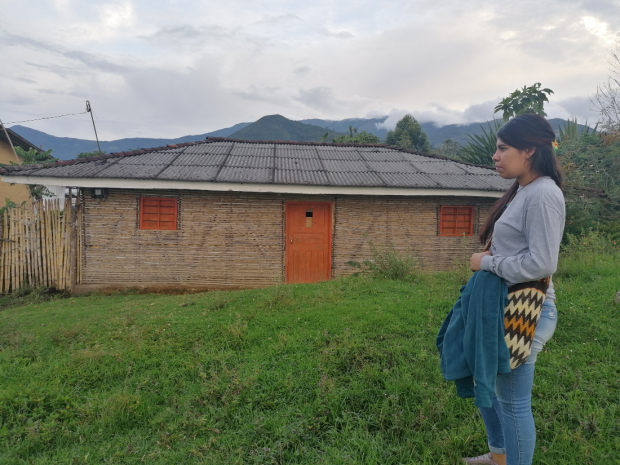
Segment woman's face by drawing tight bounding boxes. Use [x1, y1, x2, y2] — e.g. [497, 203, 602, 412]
[492, 138, 534, 181]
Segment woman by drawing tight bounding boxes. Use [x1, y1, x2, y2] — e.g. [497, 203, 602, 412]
[464, 114, 565, 465]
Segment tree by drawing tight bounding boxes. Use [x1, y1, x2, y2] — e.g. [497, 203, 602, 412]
[460, 83, 554, 165]
[592, 35, 620, 132]
[13, 147, 58, 199]
[433, 139, 462, 160]
[385, 115, 431, 152]
[77, 150, 106, 158]
[331, 126, 381, 144]
[494, 82, 554, 120]
[13, 147, 58, 165]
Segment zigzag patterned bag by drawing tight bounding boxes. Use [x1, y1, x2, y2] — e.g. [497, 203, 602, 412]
[484, 241, 550, 369]
[504, 278, 549, 369]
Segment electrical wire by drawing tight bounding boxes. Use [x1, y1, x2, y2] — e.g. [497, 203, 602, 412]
[5, 111, 89, 125]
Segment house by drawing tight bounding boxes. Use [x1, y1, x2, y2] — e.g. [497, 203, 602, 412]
[0, 137, 511, 292]
[0, 126, 38, 204]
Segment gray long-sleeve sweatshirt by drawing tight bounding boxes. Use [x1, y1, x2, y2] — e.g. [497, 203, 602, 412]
[480, 176, 565, 301]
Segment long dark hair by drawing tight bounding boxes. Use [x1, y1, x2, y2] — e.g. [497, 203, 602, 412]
[479, 114, 563, 244]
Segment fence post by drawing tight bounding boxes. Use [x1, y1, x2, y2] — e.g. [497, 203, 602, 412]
[69, 189, 78, 293]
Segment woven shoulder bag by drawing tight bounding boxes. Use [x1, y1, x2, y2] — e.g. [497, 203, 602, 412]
[483, 241, 549, 369]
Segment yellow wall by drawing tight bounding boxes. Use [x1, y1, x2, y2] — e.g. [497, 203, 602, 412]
[0, 141, 31, 205]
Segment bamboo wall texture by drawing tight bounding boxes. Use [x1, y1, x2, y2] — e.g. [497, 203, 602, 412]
[0, 198, 80, 293]
[80, 189, 495, 288]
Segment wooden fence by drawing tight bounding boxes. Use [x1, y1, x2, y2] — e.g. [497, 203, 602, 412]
[0, 196, 82, 293]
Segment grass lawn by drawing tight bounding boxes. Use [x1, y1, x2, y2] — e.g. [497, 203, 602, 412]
[1, 242, 619, 464]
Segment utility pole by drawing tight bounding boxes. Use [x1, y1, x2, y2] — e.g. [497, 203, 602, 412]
[0, 117, 19, 162]
[86, 101, 102, 153]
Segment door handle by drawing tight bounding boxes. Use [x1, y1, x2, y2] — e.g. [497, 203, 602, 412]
[290, 236, 293, 244]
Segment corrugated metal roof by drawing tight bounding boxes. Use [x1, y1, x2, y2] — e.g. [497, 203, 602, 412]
[316, 147, 364, 160]
[182, 142, 231, 154]
[275, 147, 320, 159]
[326, 171, 385, 186]
[0, 138, 513, 192]
[365, 161, 420, 173]
[426, 174, 494, 189]
[173, 153, 227, 166]
[359, 151, 408, 162]
[356, 146, 392, 152]
[322, 159, 369, 173]
[230, 143, 273, 156]
[225, 155, 272, 169]
[157, 165, 219, 181]
[376, 172, 440, 188]
[275, 169, 329, 185]
[115, 152, 180, 165]
[95, 163, 166, 179]
[31, 161, 116, 178]
[276, 157, 323, 171]
[412, 161, 467, 175]
[459, 164, 497, 175]
[217, 167, 272, 183]
[483, 176, 518, 190]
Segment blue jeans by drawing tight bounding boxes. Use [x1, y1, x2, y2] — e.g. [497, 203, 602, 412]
[478, 299, 558, 465]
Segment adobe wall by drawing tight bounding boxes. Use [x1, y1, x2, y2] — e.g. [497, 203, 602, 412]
[78, 189, 496, 289]
[80, 189, 286, 288]
[332, 195, 495, 277]
[0, 141, 30, 205]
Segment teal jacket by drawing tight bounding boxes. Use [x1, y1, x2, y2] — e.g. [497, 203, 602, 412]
[436, 271, 511, 408]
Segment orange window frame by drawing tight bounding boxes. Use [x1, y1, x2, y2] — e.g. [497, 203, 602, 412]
[140, 197, 178, 230]
[440, 206, 474, 236]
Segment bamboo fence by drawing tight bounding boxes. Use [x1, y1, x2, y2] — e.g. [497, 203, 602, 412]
[0, 195, 81, 293]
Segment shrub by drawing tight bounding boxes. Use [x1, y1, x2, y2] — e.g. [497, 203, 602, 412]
[349, 241, 419, 281]
[557, 132, 620, 241]
[560, 230, 620, 261]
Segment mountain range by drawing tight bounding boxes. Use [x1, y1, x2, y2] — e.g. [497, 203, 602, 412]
[9, 115, 590, 160]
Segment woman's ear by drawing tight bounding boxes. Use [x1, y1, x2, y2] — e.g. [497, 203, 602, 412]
[524, 148, 535, 159]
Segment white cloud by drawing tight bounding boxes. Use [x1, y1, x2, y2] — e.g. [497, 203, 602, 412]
[549, 96, 599, 123]
[320, 27, 354, 39]
[581, 16, 614, 43]
[255, 13, 302, 25]
[99, 2, 134, 29]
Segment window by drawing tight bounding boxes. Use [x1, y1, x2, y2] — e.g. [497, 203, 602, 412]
[140, 197, 178, 230]
[440, 206, 474, 236]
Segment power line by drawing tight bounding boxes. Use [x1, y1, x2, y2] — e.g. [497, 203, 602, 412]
[6, 101, 102, 152]
[5, 110, 89, 125]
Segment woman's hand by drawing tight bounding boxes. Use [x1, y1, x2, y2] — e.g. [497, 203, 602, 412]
[470, 251, 491, 271]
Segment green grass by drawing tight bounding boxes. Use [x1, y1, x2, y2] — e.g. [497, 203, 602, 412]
[1, 247, 619, 464]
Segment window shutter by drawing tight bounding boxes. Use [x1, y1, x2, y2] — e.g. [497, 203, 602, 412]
[440, 206, 473, 236]
[140, 198, 178, 230]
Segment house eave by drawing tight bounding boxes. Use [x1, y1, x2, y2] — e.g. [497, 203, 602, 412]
[0, 175, 505, 198]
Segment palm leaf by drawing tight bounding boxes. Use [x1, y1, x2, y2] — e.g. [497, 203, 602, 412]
[459, 120, 502, 166]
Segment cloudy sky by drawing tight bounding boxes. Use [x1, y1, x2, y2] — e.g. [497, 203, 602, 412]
[1, 0, 619, 140]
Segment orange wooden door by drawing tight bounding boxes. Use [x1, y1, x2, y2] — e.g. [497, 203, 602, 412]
[285, 202, 332, 284]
